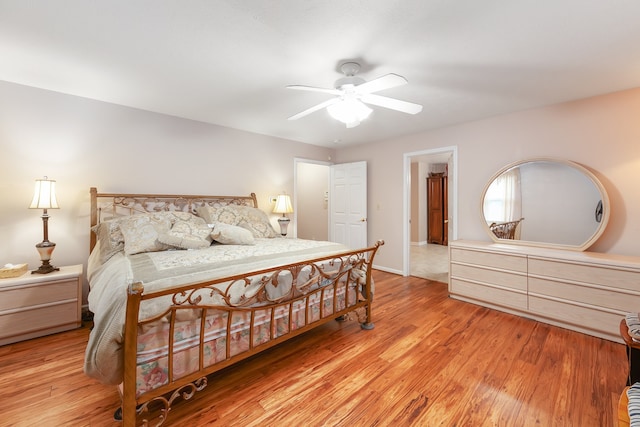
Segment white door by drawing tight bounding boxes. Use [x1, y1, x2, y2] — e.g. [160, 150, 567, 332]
[329, 161, 367, 248]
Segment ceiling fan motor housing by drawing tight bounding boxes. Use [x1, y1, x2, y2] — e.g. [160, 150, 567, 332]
[335, 62, 366, 89]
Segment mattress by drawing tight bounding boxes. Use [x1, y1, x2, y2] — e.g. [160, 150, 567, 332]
[84, 237, 359, 386]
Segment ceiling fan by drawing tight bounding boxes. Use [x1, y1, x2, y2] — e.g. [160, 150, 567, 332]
[287, 62, 423, 128]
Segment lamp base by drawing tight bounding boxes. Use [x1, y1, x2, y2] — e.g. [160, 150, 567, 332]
[277, 217, 290, 237]
[32, 241, 59, 274]
[32, 262, 60, 275]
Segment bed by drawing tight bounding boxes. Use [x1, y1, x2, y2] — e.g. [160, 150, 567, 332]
[83, 188, 383, 426]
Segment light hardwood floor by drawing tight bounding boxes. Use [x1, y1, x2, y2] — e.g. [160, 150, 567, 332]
[0, 271, 628, 426]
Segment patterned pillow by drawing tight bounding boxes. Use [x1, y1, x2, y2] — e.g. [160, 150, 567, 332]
[210, 223, 255, 245]
[196, 205, 278, 238]
[118, 214, 173, 255]
[158, 215, 212, 249]
[239, 207, 279, 238]
[628, 382, 640, 425]
[196, 205, 241, 225]
[91, 220, 125, 264]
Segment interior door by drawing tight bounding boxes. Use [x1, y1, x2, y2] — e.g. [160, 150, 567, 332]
[329, 161, 367, 248]
[427, 174, 448, 245]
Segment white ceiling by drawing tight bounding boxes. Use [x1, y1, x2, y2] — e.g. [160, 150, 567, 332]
[2, 1, 640, 148]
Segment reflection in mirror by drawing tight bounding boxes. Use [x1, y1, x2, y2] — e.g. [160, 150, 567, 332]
[481, 158, 609, 251]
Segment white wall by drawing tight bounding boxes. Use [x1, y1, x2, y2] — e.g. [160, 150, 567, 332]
[335, 87, 640, 272]
[0, 81, 334, 300]
[410, 161, 428, 244]
[410, 163, 419, 242]
[3, 80, 640, 286]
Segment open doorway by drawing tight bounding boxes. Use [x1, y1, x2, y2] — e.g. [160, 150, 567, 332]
[403, 147, 457, 282]
[294, 158, 331, 241]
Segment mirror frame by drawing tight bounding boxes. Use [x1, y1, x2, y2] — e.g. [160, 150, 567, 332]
[480, 157, 610, 251]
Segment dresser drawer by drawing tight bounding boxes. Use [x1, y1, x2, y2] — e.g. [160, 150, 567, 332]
[0, 301, 78, 339]
[529, 277, 640, 313]
[451, 248, 527, 272]
[528, 295, 622, 337]
[0, 279, 78, 311]
[528, 258, 640, 291]
[451, 263, 527, 291]
[450, 278, 527, 310]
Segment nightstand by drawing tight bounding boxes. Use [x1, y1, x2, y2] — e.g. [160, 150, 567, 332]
[0, 264, 83, 345]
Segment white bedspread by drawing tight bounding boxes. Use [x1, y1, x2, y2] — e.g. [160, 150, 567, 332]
[84, 238, 352, 385]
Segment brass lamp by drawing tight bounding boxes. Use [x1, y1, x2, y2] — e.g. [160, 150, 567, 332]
[273, 194, 293, 236]
[29, 177, 60, 274]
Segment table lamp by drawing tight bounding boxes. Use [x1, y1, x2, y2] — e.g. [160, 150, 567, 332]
[273, 194, 293, 236]
[29, 177, 60, 274]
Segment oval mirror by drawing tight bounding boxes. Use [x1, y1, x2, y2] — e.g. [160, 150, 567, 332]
[481, 158, 609, 251]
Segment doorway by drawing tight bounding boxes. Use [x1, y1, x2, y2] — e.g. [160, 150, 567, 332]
[294, 158, 331, 241]
[403, 147, 457, 281]
[294, 158, 369, 248]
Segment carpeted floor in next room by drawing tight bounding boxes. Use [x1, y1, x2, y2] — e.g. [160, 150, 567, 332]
[410, 243, 449, 283]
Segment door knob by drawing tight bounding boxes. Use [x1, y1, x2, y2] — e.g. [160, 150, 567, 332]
[360, 218, 367, 222]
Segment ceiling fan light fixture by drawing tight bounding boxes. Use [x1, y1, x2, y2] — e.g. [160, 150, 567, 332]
[327, 98, 372, 128]
[287, 62, 422, 125]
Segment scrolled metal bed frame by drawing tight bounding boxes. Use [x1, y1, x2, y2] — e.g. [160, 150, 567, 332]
[89, 188, 383, 426]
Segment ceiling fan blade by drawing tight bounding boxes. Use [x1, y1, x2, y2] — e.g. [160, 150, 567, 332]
[286, 85, 342, 95]
[288, 98, 340, 121]
[356, 73, 408, 94]
[361, 94, 423, 114]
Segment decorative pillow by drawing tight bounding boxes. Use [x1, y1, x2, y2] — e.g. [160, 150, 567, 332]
[196, 205, 278, 238]
[160, 211, 197, 223]
[239, 209, 277, 238]
[158, 215, 212, 250]
[628, 382, 640, 425]
[91, 220, 125, 264]
[196, 205, 243, 226]
[210, 223, 255, 245]
[118, 214, 173, 255]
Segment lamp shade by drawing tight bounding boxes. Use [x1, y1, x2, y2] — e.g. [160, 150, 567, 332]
[29, 177, 59, 209]
[273, 194, 293, 214]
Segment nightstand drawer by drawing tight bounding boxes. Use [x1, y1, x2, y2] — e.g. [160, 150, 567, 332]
[0, 301, 78, 339]
[0, 265, 82, 345]
[0, 279, 78, 311]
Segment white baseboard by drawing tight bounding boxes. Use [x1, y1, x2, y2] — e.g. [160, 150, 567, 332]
[373, 264, 403, 275]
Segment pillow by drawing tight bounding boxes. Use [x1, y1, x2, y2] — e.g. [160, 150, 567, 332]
[91, 220, 125, 264]
[118, 214, 173, 255]
[160, 211, 198, 223]
[628, 383, 640, 425]
[196, 205, 244, 226]
[210, 223, 255, 245]
[238, 206, 279, 238]
[196, 205, 278, 238]
[158, 215, 212, 250]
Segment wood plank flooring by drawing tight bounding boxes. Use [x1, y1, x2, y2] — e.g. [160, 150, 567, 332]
[0, 271, 628, 426]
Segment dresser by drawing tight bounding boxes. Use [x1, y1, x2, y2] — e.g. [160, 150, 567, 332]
[449, 240, 640, 343]
[0, 265, 83, 345]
